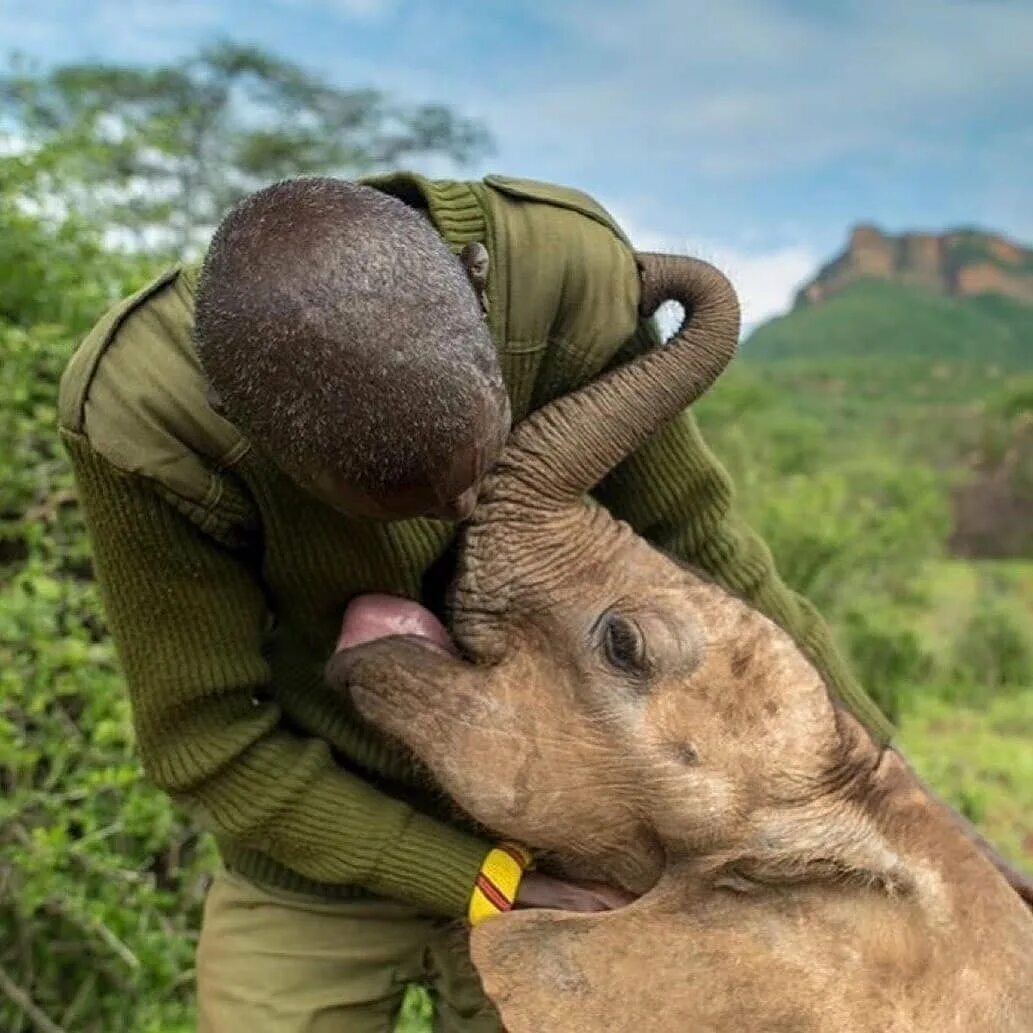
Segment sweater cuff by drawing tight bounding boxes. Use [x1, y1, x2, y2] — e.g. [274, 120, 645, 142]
[370, 811, 491, 918]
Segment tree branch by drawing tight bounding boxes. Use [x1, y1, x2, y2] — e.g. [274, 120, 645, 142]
[0, 963, 68, 1033]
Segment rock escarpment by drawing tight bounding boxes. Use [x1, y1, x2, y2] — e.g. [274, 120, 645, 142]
[797, 225, 1033, 307]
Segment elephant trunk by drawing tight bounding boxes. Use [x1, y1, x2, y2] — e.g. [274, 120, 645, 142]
[483, 253, 740, 511]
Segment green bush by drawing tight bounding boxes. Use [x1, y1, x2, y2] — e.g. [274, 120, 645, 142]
[898, 692, 1033, 863]
[0, 208, 208, 1032]
[983, 373, 1033, 423]
[742, 458, 949, 615]
[950, 603, 1033, 697]
[839, 604, 934, 724]
[1, 540, 215, 1033]
[0, 199, 147, 333]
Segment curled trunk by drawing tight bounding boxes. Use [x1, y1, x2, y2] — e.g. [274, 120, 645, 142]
[483, 252, 740, 511]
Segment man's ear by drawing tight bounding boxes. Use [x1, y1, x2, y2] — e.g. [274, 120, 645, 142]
[205, 383, 225, 414]
[460, 241, 490, 314]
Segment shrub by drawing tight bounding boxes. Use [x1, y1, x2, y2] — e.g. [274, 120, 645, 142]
[949, 603, 1033, 698]
[0, 216, 207, 1031]
[745, 458, 950, 615]
[1, 541, 215, 1033]
[839, 604, 934, 725]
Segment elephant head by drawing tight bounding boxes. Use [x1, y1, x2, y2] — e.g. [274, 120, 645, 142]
[326, 253, 860, 894]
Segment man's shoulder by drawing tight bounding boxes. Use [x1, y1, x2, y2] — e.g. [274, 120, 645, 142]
[478, 174, 631, 246]
[475, 176, 642, 408]
[58, 264, 248, 513]
[366, 168, 631, 250]
[473, 175, 638, 327]
[58, 264, 185, 434]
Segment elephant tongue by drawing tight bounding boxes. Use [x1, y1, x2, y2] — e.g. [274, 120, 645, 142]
[335, 593, 457, 655]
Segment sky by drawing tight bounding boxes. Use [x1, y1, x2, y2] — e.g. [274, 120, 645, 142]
[3, 0, 1032, 329]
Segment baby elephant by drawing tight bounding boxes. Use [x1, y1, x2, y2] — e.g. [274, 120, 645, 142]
[327, 253, 1033, 1032]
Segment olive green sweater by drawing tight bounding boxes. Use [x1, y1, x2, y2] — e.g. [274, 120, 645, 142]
[59, 173, 893, 919]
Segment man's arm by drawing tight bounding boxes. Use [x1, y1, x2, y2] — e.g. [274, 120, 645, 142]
[62, 430, 490, 917]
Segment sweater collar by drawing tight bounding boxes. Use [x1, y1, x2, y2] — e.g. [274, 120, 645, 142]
[360, 171, 486, 253]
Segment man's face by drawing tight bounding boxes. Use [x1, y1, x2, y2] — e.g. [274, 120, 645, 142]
[306, 387, 511, 522]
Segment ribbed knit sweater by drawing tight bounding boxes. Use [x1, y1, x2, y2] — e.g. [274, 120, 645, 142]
[59, 173, 893, 919]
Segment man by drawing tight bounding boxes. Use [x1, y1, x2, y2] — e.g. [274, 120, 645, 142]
[59, 172, 938, 1031]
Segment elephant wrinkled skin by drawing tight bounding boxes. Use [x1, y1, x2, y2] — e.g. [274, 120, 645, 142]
[327, 253, 1033, 1032]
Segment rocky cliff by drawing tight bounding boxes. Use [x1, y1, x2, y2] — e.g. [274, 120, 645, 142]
[797, 225, 1033, 308]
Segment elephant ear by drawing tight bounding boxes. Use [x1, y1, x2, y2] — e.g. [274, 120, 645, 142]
[471, 899, 840, 1032]
[470, 909, 611, 1033]
[470, 907, 706, 1033]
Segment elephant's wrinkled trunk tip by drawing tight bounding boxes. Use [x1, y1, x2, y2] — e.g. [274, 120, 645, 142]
[484, 252, 741, 511]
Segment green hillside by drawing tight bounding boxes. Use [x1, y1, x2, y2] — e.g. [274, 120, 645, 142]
[745, 279, 1032, 368]
[731, 279, 1033, 481]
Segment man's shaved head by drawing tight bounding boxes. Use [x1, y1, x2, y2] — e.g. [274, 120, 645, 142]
[194, 177, 509, 519]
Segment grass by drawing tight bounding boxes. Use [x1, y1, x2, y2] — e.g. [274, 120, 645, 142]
[916, 560, 1033, 650]
[899, 690, 1033, 867]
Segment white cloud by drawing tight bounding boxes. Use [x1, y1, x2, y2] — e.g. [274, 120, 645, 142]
[609, 208, 818, 334]
[714, 244, 817, 332]
[0, 132, 27, 157]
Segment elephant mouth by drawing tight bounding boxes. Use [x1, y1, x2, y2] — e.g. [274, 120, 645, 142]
[335, 593, 458, 656]
[330, 595, 462, 739]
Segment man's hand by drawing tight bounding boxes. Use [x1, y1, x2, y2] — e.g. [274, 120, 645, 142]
[515, 871, 637, 912]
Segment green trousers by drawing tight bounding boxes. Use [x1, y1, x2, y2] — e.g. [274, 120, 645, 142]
[196, 869, 503, 1032]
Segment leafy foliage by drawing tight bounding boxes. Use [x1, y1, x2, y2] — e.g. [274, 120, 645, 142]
[0, 211, 212, 1031]
[1, 527, 215, 1033]
[0, 199, 145, 330]
[3, 43, 492, 251]
[899, 690, 1033, 862]
[952, 602, 1033, 695]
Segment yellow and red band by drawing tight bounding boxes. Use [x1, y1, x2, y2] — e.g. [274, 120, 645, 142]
[468, 842, 534, 926]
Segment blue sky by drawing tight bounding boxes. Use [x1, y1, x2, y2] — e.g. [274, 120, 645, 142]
[3, 0, 1031, 327]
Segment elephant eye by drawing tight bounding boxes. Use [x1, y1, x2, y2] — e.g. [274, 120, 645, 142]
[600, 612, 648, 675]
